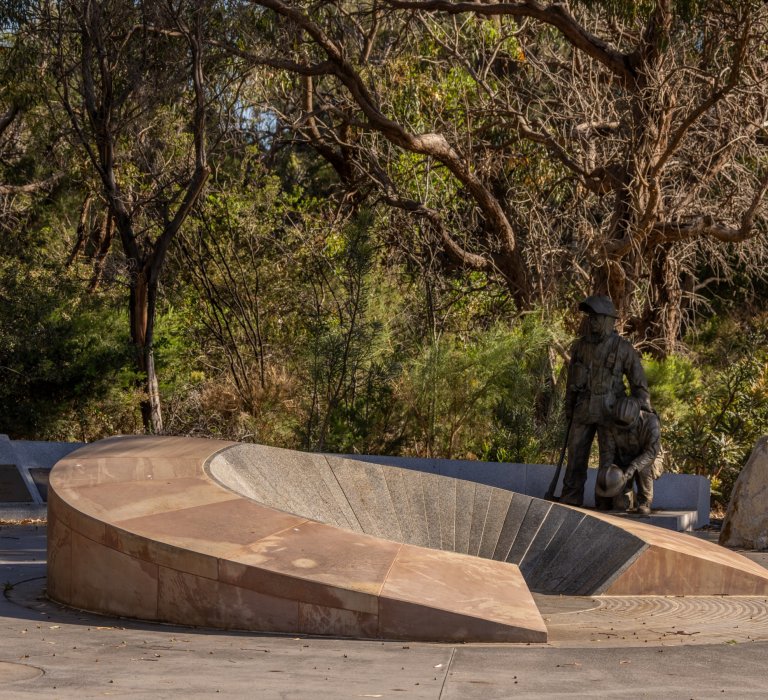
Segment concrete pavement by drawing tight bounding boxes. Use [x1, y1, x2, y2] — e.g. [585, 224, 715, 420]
[2, 523, 768, 698]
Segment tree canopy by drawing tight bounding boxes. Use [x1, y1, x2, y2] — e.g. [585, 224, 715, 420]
[1, 0, 766, 505]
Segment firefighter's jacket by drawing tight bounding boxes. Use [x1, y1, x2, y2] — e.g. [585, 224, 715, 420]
[565, 331, 649, 425]
[601, 411, 662, 476]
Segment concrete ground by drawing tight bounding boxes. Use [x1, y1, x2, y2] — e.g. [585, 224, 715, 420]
[1, 523, 768, 699]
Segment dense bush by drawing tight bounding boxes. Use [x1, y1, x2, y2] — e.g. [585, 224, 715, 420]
[0, 261, 141, 440]
[5, 175, 765, 512]
[645, 315, 768, 506]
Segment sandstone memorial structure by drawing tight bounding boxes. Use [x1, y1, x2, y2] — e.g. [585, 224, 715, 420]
[47, 436, 768, 644]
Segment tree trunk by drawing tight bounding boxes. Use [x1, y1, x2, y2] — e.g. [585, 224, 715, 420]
[634, 247, 682, 358]
[130, 271, 163, 433]
[140, 345, 163, 434]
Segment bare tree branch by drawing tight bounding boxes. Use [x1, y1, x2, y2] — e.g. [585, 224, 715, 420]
[0, 173, 63, 195]
[382, 0, 636, 82]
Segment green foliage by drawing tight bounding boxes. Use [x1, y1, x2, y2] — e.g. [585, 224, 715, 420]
[396, 315, 569, 461]
[276, 210, 401, 454]
[0, 261, 140, 440]
[160, 165, 573, 463]
[645, 316, 768, 505]
[643, 353, 701, 421]
[2, 0, 767, 523]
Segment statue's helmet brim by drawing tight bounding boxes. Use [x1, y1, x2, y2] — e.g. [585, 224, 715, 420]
[579, 295, 619, 318]
[595, 465, 629, 497]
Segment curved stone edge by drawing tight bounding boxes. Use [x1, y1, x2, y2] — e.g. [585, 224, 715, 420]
[47, 435, 547, 643]
[579, 509, 768, 596]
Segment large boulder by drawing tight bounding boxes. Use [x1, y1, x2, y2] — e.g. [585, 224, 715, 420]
[720, 436, 768, 550]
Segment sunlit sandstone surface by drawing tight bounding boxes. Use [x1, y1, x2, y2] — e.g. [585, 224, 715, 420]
[47, 437, 768, 642]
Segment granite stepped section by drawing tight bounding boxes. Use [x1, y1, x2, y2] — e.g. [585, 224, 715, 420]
[350, 453, 711, 531]
[210, 443, 768, 597]
[210, 445, 646, 595]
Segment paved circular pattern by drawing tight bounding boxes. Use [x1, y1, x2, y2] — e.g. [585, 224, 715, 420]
[543, 595, 768, 647]
[0, 661, 44, 682]
[598, 595, 768, 623]
[14, 572, 768, 650]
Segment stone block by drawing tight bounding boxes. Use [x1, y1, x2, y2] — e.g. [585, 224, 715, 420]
[404, 470, 431, 547]
[158, 565, 299, 632]
[11, 441, 83, 468]
[606, 542, 768, 596]
[519, 507, 584, 580]
[437, 474, 457, 552]
[520, 510, 643, 595]
[246, 445, 346, 526]
[383, 467, 428, 547]
[477, 488, 514, 559]
[68, 529, 159, 620]
[492, 494, 531, 561]
[720, 436, 768, 550]
[46, 504, 72, 603]
[209, 448, 284, 508]
[468, 483, 495, 556]
[453, 479, 476, 554]
[219, 520, 400, 614]
[315, 455, 364, 533]
[298, 602, 378, 638]
[328, 457, 403, 541]
[505, 498, 552, 564]
[0, 437, 18, 467]
[378, 544, 547, 643]
[419, 471, 444, 549]
[574, 525, 647, 595]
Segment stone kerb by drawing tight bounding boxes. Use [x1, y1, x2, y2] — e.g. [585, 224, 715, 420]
[47, 436, 548, 643]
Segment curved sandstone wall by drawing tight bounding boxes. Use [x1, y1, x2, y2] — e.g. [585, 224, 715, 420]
[48, 436, 768, 642]
[47, 436, 547, 642]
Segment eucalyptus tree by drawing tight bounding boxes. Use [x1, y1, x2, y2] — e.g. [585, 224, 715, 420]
[43, 0, 213, 432]
[231, 0, 768, 353]
[386, 0, 768, 352]
[0, 2, 64, 236]
[222, 1, 532, 308]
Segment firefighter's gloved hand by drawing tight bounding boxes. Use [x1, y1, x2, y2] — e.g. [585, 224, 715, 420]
[624, 464, 637, 481]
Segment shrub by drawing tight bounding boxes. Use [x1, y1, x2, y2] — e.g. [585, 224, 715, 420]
[645, 316, 768, 506]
